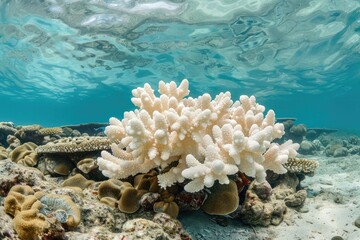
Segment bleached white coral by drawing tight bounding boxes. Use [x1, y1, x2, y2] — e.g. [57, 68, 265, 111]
[182, 148, 239, 193]
[97, 79, 299, 192]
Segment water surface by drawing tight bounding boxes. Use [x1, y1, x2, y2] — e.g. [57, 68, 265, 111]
[0, 0, 359, 132]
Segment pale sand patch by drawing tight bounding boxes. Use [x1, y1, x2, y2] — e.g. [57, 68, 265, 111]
[181, 154, 360, 240]
[252, 154, 360, 240]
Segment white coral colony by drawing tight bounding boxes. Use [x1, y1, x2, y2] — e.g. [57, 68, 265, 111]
[97, 79, 299, 192]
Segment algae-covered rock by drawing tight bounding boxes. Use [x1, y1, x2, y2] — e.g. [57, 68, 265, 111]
[0, 206, 20, 240]
[284, 189, 307, 207]
[240, 182, 287, 226]
[333, 147, 348, 157]
[117, 218, 177, 240]
[0, 160, 52, 195]
[289, 124, 307, 143]
[299, 140, 315, 155]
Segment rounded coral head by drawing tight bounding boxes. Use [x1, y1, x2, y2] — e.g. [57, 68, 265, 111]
[201, 180, 239, 215]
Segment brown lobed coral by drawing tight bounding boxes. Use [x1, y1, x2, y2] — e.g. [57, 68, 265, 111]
[201, 180, 239, 216]
[0, 146, 8, 160]
[9, 143, 38, 167]
[3, 184, 81, 240]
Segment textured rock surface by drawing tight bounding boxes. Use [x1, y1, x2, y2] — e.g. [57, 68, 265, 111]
[0, 158, 190, 240]
[0, 160, 56, 196]
[0, 207, 21, 240]
[284, 190, 307, 207]
[299, 140, 315, 155]
[240, 181, 288, 226]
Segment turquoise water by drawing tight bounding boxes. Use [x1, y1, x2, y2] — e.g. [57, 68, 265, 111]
[0, 0, 359, 132]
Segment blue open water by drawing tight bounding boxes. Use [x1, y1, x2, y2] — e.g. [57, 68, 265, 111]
[0, 0, 359, 132]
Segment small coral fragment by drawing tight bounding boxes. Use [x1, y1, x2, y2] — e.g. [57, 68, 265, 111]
[283, 157, 319, 174]
[284, 189, 307, 207]
[118, 218, 171, 240]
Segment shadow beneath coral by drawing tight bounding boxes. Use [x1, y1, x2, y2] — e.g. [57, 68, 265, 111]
[178, 211, 256, 240]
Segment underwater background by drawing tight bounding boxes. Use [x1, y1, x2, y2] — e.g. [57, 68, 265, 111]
[0, 0, 359, 133]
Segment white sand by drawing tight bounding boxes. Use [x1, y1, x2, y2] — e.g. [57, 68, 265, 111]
[257, 154, 360, 240]
[181, 154, 360, 240]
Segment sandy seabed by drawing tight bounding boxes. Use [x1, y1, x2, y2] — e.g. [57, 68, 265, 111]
[181, 154, 360, 240]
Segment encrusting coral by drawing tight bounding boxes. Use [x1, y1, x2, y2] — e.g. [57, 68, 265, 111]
[96, 179, 145, 213]
[97, 79, 299, 193]
[4, 184, 81, 240]
[98, 179, 124, 200]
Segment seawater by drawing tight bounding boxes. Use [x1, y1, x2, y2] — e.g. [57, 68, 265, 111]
[0, 0, 359, 133]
